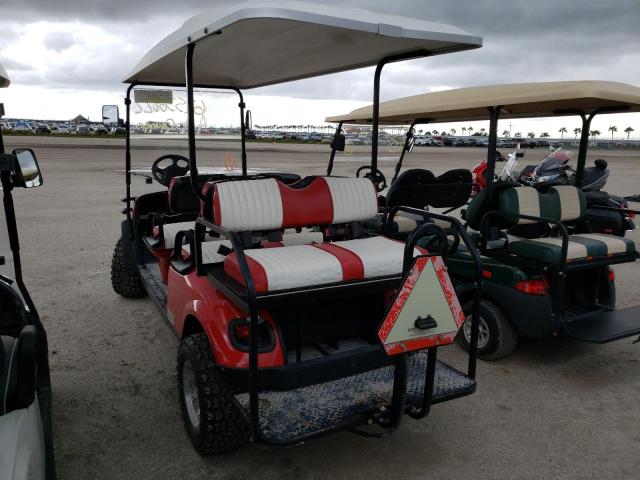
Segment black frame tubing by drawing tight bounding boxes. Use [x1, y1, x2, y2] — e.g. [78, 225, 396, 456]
[123, 68, 249, 215]
[392, 121, 416, 184]
[484, 106, 502, 194]
[326, 121, 343, 176]
[574, 110, 599, 188]
[390, 118, 432, 184]
[194, 218, 263, 438]
[480, 211, 570, 316]
[384, 206, 484, 379]
[371, 50, 430, 174]
[124, 83, 137, 239]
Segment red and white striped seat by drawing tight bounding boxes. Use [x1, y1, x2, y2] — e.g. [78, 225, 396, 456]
[224, 236, 422, 293]
[207, 176, 421, 293]
[209, 176, 379, 231]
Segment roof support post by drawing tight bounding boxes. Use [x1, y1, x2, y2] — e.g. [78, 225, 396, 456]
[575, 111, 598, 188]
[392, 120, 417, 184]
[484, 106, 501, 193]
[236, 89, 248, 176]
[124, 83, 136, 237]
[326, 121, 343, 176]
[371, 50, 430, 175]
[185, 43, 204, 200]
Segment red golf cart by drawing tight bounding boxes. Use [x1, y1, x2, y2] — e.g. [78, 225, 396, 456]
[108, 1, 486, 452]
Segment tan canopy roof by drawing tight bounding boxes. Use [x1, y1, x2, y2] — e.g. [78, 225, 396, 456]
[124, 0, 481, 88]
[0, 63, 9, 88]
[326, 81, 640, 125]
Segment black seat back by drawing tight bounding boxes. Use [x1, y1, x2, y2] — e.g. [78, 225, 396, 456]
[169, 175, 225, 214]
[386, 168, 473, 211]
[1, 326, 37, 415]
[386, 169, 436, 210]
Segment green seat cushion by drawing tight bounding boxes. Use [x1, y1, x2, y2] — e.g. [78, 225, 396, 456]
[508, 233, 636, 264]
[570, 233, 636, 256]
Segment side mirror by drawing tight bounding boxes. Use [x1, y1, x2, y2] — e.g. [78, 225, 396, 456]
[245, 110, 252, 131]
[12, 149, 43, 188]
[102, 105, 119, 127]
[406, 137, 416, 153]
[331, 132, 346, 152]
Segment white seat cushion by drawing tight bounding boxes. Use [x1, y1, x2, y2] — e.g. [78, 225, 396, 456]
[281, 230, 324, 246]
[224, 236, 423, 293]
[182, 241, 231, 264]
[332, 237, 420, 278]
[160, 222, 194, 249]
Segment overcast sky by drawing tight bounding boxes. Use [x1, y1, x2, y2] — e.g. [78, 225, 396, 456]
[1, 0, 639, 138]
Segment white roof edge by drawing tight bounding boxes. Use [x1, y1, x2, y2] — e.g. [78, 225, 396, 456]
[124, 0, 482, 87]
[0, 63, 9, 88]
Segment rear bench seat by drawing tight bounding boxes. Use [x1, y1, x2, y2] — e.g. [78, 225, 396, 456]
[493, 185, 636, 264]
[202, 176, 421, 293]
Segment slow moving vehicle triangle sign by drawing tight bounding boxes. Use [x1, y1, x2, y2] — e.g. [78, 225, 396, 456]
[378, 255, 465, 355]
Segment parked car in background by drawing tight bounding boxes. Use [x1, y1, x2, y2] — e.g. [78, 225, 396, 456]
[415, 136, 436, 146]
[92, 125, 109, 135]
[12, 121, 30, 133]
[74, 125, 90, 135]
[52, 124, 70, 134]
[33, 124, 51, 134]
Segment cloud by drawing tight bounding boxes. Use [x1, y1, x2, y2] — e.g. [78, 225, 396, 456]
[0, 0, 638, 134]
[44, 32, 76, 52]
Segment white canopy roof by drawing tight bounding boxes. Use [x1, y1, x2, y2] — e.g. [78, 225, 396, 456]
[0, 63, 9, 88]
[326, 81, 640, 125]
[124, 0, 481, 88]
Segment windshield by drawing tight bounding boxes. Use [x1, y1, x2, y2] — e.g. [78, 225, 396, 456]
[535, 148, 571, 175]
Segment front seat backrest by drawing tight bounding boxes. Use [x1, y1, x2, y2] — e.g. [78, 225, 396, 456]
[385, 169, 436, 210]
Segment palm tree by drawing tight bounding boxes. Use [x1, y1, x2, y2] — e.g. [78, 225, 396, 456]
[514, 132, 522, 138]
[608, 125, 617, 140]
[540, 132, 550, 138]
[432, 129, 439, 136]
[461, 127, 467, 136]
[624, 126, 635, 139]
[479, 127, 486, 136]
[502, 129, 510, 137]
[558, 127, 567, 139]
[467, 126, 474, 135]
[527, 132, 535, 139]
[573, 127, 581, 139]
[590, 129, 601, 139]
[450, 128, 457, 136]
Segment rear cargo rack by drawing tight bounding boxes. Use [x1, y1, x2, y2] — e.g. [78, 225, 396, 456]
[192, 206, 483, 445]
[234, 353, 475, 445]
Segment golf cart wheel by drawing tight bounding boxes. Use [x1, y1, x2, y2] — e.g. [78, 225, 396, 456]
[111, 239, 146, 298]
[456, 300, 517, 360]
[177, 333, 249, 455]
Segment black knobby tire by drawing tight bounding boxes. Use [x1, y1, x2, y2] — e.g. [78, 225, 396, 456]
[177, 333, 249, 454]
[456, 300, 518, 360]
[111, 239, 146, 298]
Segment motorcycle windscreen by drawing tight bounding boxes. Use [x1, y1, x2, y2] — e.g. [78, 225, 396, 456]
[378, 256, 465, 356]
[536, 149, 570, 175]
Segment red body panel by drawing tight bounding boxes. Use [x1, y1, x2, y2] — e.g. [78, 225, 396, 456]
[166, 266, 286, 369]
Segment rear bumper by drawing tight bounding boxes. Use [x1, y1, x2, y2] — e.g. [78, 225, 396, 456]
[222, 345, 391, 391]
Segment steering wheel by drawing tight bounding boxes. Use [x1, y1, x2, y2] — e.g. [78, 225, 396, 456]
[356, 166, 387, 192]
[420, 228, 460, 257]
[151, 154, 191, 186]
